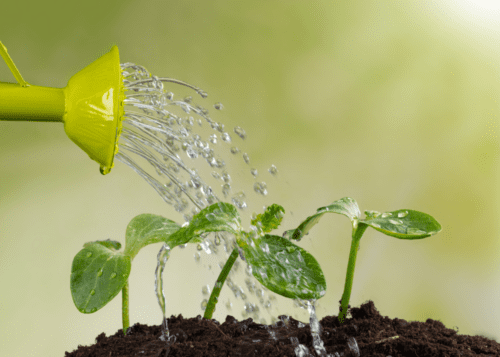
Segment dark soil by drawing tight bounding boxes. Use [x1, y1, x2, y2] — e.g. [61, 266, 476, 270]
[65, 300, 499, 357]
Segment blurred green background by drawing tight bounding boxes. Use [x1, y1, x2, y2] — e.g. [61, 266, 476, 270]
[1, 1, 499, 356]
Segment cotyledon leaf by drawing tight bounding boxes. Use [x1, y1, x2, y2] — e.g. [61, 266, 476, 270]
[123, 214, 181, 260]
[360, 209, 442, 239]
[83, 238, 121, 251]
[70, 242, 131, 314]
[286, 197, 361, 242]
[237, 234, 326, 300]
[167, 202, 242, 246]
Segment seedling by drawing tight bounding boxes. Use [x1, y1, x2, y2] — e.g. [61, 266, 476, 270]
[282, 197, 442, 323]
[70, 202, 327, 335]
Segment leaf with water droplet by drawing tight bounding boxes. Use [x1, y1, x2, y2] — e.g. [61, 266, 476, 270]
[123, 214, 181, 260]
[70, 243, 131, 314]
[360, 209, 441, 239]
[288, 197, 361, 241]
[237, 234, 326, 300]
[83, 238, 121, 251]
[167, 202, 242, 246]
[251, 204, 285, 233]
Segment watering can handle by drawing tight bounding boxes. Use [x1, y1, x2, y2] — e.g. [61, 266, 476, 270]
[0, 41, 65, 122]
[0, 41, 29, 87]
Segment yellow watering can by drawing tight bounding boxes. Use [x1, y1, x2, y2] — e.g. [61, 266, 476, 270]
[0, 42, 124, 175]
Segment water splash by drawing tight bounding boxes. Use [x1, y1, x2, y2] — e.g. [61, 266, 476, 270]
[117, 62, 274, 221]
[116, 64, 335, 357]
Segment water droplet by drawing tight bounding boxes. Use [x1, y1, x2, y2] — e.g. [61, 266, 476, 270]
[222, 183, 231, 197]
[214, 102, 223, 110]
[90, 307, 97, 313]
[202, 285, 211, 295]
[206, 213, 216, 222]
[184, 96, 193, 103]
[371, 223, 381, 228]
[97, 270, 103, 277]
[110, 272, 117, 279]
[221, 132, 231, 142]
[209, 134, 217, 144]
[250, 168, 258, 177]
[86, 252, 92, 258]
[253, 182, 268, 196]
[233, 126, 247, 140]
[194, 252, 201, 262]
[165, 92, 173, 100]
[268, 165, 278, 175]
[398, 210, 408, 218]
[389, 219, 402, 225]
[90, 289, 96, 296]
[406, 227, 426, 235]
[230, 146, 240, 154]
[232, 191, 247, 209]
[211, 171, 221, 180]
[243, 153, 250, 164]
[381, 212, 392, 218]
[222, 172, 230, 183]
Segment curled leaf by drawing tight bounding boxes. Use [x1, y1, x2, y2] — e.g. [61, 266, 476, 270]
[251, 204, 285, 233]
[83, 238, 121, 251]
[167, 202, 242, 246]
[123, 214, 181, 260]
[289, 197, 361, 241]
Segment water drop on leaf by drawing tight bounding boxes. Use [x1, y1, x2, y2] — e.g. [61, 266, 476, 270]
[398, 211, 408, 218]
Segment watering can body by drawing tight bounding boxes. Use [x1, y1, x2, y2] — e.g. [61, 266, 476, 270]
[0, 43, 124, 174]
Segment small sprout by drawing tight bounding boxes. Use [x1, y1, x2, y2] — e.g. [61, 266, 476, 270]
[70, 202, 326, 335]
[288, 197, 441, 323]
[71, 196, 440, 336]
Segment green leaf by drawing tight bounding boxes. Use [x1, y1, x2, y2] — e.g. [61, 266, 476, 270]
[83, 238, 121, 251]
[167, 202, 242, 246]
[123, 214, 181, 260]
[288, 197, 361, 241]
[360, 209, 442, 239]
[70, 242, 131, 314]
[237, 234, 326, 300]
[251, 204, 285, 233]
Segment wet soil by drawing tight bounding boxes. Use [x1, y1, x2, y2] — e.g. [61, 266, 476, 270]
[65, 300, 499, 357]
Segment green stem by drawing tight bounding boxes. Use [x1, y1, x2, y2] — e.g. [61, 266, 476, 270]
[203, 247, 239, 320]
[338, 222, 369, 323]
[122, 280, 130, 336]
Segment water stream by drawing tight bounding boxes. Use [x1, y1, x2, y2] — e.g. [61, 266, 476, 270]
[116, 63, 353, 356]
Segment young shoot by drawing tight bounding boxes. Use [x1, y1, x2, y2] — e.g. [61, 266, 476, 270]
[70, 202, 327, 335]
[283, 197, 442, 323]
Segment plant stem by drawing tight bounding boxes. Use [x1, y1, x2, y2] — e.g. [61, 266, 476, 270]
[338, 223, 369, 323]
[122, 280, 130, 336]
[203, 247, 239, 320]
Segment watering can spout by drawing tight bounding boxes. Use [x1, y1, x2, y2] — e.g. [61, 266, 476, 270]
[0, 42, 124, 175]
